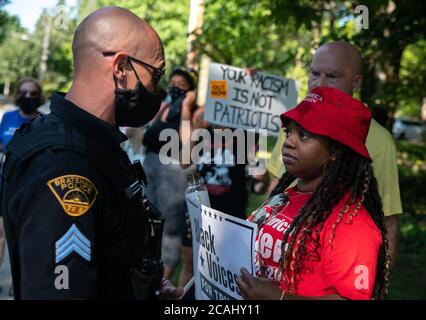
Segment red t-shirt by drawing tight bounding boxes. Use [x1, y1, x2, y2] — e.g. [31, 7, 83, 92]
[250, 187, 382, 300]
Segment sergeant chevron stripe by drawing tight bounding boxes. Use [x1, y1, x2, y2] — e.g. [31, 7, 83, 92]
[55, 224, 91, 263]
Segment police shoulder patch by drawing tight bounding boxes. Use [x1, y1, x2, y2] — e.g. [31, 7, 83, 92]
[47, 175, 98, 217]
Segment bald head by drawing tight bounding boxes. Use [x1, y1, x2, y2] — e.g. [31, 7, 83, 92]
[308, 41, 363, 95]
[65, 7, 165, 125]
[318, 41, 362, 74]
[72, 6, 164, 75]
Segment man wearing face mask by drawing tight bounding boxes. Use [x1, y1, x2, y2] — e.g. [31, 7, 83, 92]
[1, 7, 182, 299]
[142, 66, 198, 280]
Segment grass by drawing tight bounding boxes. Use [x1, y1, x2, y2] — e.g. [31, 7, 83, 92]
[386, 141, 426, 299]
[387, 214, 426, 299]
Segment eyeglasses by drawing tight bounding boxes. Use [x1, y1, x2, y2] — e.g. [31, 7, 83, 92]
[102, 51, 165, 85]
[19, 90, 40, 98]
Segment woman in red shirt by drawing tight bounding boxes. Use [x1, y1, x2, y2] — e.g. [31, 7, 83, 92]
[237, 87, 390, 300]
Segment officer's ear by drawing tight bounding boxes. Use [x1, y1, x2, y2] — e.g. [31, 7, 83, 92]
[112, 53, 129, 88]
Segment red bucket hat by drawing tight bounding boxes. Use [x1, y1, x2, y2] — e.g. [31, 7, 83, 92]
[280, 87, 372, 160]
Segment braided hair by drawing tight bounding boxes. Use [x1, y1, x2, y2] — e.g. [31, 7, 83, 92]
[270, 144, 390, 299]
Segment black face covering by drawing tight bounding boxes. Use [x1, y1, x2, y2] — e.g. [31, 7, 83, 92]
[167, 86, 186, 103]
[16, 96, 40, 115]
[166, 86, 187, 122]
[114, 58, 161, 127]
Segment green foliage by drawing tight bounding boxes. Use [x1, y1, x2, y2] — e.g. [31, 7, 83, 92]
[348, 1, 426, 119]
[397, 141, 426, 163]
[0, 4, 17, 42]
[397, 40, 426, 117]
[388, 143, 426, 299]
[35, 7, 77, 93]
[198, 0, 426, 118]
[199, 0, 311, 76]
[0, 2, 77, 95]
[1, 0, 425, 117]
[97, 0, 190, 86]
[0, 10, 40, 93]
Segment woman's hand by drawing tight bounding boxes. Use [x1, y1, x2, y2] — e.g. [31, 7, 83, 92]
[192, 106, 209, 130]
[182, 90, 197, 110]
[236, 268, 282, 300]
[180, 90, 198, 124]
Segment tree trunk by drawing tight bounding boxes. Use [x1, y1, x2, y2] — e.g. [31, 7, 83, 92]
[3, 78, 10, 96]
[186, 0, 205, 71]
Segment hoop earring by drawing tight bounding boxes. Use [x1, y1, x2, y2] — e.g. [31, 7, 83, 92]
[322, 161, 329, 177]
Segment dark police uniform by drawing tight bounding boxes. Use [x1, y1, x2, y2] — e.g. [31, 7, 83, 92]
[1, 93, 163, 299]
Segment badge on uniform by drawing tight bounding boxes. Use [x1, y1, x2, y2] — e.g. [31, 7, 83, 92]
[55, 224, 91, 263]
[47, 175, 98, 217]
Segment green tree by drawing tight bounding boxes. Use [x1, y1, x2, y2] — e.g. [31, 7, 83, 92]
[347, 1, 426, 124]
[0, 0, 78, 96]
[32, 2, 78, 93]
[2, 0, 424, 119]
[197, 0, 426, 122]
[98, 0, 190, 86]
[0, 9, 40, 95]
[196, 0, 323, 99]
[0, 1, 16, 42]
[397, 40, 426, 117]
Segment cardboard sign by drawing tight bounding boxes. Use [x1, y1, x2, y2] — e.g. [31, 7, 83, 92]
[204, 63, 298, 136]
[187, 204, 257, 300]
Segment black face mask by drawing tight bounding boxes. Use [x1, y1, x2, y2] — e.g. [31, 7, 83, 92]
[167, 86, 186, 102]
[16, 96, 40, 114]
[166, 86, 187, 121]
[114, 59, 161, 127]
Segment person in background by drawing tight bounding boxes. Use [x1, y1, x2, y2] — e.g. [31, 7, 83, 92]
[142, 66, 198, 280]
[177, 94, 269, 289]
[0, 77, 44, 296]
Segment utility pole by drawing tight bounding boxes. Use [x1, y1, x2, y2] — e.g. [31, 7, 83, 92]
[39, 14, 52, 81]
[186, 0, 205, 71]
[186, 0, 211, 106]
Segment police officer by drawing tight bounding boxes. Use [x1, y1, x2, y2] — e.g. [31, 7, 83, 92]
[1, 6, 182, 299]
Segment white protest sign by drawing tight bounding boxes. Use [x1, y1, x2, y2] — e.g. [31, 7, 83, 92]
[185, 188, 208, 300]
[189, 205, 257, 300]
[204, 63, 298, 136]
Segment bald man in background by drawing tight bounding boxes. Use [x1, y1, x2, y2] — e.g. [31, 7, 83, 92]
[1, 7, 181, 299]
[267, 41, 402, 269]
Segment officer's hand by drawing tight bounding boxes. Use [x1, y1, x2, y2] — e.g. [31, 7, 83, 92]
[159, 278, 183, 300]
[236, 268, 282, 300]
